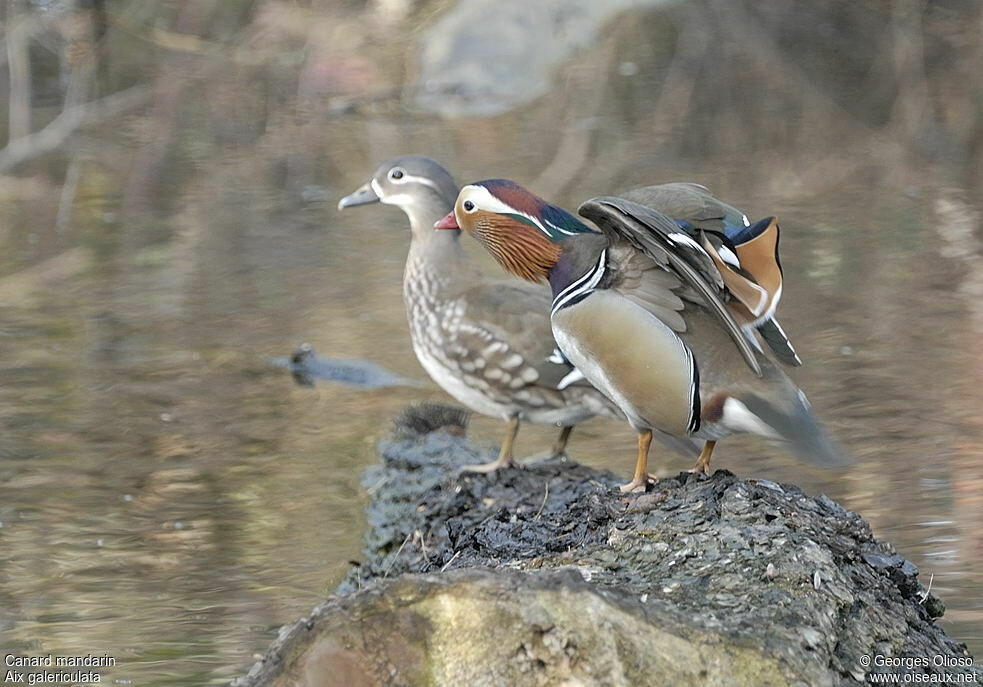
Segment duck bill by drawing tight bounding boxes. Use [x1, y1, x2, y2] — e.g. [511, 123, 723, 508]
[337, 182, 379, 210]
[434, 212, 460, 230]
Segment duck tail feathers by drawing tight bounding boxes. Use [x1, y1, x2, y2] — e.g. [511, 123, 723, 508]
[739, 392, 852, 468]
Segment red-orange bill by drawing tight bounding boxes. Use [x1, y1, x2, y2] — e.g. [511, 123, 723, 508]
[434, 212, 459, 230]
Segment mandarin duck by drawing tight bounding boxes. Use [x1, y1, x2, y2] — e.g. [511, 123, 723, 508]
[338, 156, 655, 472]
[436, 179, 850, 491]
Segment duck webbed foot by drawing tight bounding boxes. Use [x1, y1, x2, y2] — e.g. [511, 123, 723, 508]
[688, 440, 717, 475]
[620, 429, 658, 492]
[460, 455, 517, 473]
[460, 415, 520, 474]
[520, 425, 575, 465]
[548, 425, 574, 458]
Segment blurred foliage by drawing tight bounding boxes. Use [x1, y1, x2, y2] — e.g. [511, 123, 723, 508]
[0, 0, 980, 211]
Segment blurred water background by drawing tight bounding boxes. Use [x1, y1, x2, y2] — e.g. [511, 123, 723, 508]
[0, 0, 981, 683]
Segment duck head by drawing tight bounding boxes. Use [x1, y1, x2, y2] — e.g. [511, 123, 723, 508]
[435, 179, 597, 282]
[338, 155, 458, 231]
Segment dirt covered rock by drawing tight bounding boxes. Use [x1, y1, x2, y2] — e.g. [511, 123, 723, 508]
[235, 404, 979, 687]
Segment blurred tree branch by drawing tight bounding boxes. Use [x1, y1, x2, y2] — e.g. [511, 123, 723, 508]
[531, 39, 616, 199]
[56, 0, 102, 230]
[888, 0, 931, 148]
[6, 0, 34, 142]
[103, 9, 303, 66]
[0, 84, 148, 174]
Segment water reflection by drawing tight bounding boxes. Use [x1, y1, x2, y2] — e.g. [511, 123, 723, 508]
[0, 0, 981, 683]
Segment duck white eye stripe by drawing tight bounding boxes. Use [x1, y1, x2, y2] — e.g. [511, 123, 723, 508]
[461, 185, 553, 237]
[391, 173, 442, 191]
[551, 249, 607, 316]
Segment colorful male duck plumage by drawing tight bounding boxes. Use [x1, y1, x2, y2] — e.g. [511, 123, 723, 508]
[339, 156, 680, 472]
[437, 179, 849, 491]
[620, 183, 799, 366]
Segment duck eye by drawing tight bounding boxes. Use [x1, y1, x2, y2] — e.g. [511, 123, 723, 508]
[463, 200, 475, 212]
[388, 168, 405, 181]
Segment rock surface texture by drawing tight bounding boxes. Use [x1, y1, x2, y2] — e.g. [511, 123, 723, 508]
[234, 404, 980, 687]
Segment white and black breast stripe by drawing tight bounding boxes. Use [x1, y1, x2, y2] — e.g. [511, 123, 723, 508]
[684, 343, 701, 433]
[550, 249, 607, 317]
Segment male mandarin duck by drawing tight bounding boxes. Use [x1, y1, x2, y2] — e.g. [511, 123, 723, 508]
[435, 179, 850, 491]
[338, 156, 673, 472]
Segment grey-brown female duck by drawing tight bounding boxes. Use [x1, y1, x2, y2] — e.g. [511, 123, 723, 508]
[338, 156, 630, 472]
[436, 179, 849, 491]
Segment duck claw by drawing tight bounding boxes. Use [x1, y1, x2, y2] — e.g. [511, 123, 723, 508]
[619, 474, 658, 493]
[458, 456, 518, 474]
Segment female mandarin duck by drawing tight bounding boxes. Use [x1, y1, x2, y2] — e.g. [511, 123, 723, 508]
[435, 179, 850, 491]
[338, 156, 659, 472]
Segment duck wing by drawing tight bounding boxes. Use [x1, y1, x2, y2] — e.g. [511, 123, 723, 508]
[579, 195, 763, 377]
[622, 183, 748, 232]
